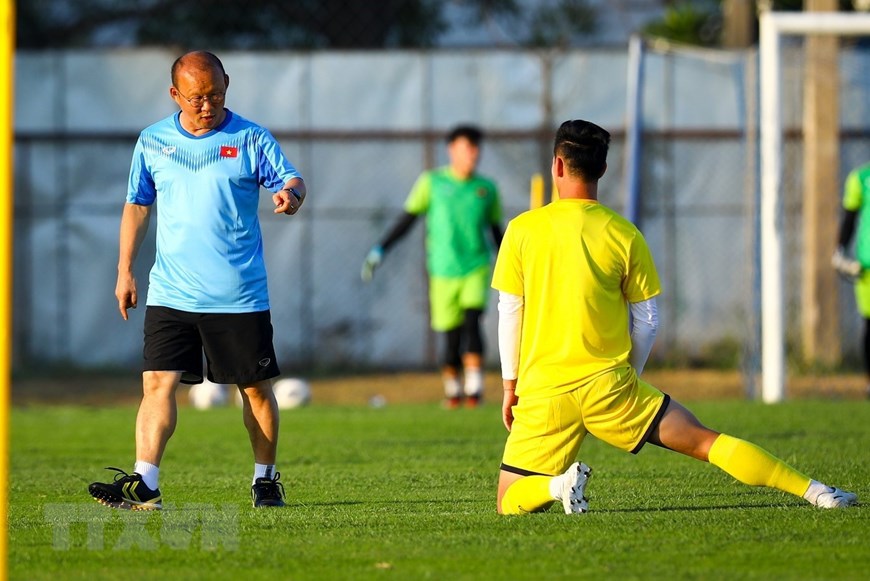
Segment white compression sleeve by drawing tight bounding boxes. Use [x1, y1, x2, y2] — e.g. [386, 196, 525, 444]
[497, 291, 524, 380]
[629, 297, 658, 375]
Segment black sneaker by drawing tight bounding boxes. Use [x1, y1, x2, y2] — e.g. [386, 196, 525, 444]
[251, 472, 286, 508]
[88, 467, 162, 510]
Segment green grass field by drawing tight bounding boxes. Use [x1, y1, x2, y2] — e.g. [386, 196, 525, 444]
[9, 399, 869, 580]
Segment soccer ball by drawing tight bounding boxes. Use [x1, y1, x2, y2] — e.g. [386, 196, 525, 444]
[188, 380, 230, 410]
[272, 377, 311, 409]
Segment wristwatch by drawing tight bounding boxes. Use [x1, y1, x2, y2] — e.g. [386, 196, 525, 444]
[282, 187, 303, 202]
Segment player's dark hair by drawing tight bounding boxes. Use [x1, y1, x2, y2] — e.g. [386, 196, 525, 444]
[446, 125, 483, 145]
[553, 120, 610, 181]
[171, 51, 226, 87]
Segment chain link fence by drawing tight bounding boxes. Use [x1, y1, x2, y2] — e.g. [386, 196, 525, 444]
[778, 40, 870, 373]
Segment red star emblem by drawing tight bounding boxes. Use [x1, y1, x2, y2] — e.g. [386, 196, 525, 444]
[220, 145, 238, 158]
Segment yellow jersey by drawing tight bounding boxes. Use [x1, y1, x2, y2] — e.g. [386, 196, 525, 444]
[491, 198, 660, 398]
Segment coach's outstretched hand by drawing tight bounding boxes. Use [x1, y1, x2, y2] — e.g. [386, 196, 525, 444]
[361, 246, 384, 283]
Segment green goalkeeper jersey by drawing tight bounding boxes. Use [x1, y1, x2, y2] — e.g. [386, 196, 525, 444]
[843, 162, 870, 268]
[404, 166, 502, 277]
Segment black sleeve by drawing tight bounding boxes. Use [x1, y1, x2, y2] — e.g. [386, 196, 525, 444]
[490, 223, 504, 249]
[379, 212, 418, 252]
[839, 209, 858, 249]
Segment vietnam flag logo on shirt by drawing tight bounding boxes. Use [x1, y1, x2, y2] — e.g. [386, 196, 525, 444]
[220, 145, 238, 158]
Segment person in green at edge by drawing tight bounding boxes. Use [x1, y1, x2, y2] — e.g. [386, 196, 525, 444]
[833, 161, 870, 398]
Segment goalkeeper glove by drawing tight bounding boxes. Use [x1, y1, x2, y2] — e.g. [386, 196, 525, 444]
[361, 246, 384, 283]
[832, 247, 862, 282]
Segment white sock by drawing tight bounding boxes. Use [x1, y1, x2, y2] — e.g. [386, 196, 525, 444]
[253, 463, 276, 485]
[803, 479, 831, 504]
[548, 474, 564, 501]
[443, 376, 462, 398]
[134, 460, 160, 490]
[464, 368, 484, 397]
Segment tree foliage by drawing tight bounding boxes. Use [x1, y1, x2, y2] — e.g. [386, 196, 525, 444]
[641, 0, 859, 47]
[17, 0, 596, 50]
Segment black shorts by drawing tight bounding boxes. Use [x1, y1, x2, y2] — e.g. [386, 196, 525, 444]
[143, 306, 280, 385]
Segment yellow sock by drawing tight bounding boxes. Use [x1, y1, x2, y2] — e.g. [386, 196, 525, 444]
[708, 433, 811, 498]
[501, 476, 555, 515]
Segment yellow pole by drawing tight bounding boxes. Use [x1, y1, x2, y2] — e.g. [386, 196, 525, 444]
[530, 173, 544, 209]
[0, 1, 14, 579]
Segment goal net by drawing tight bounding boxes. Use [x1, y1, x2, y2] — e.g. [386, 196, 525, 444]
[760, 11, 870, 402]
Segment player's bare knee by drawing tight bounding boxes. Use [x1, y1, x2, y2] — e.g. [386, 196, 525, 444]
[238, 381, 273, 398]
[141, 371, 180, 397]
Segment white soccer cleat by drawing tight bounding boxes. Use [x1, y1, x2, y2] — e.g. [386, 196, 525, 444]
[813, 487, 858, 509]
[560, 462, 592, 514]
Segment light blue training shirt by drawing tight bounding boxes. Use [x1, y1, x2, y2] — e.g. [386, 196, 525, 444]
[127, 110, 302, 313]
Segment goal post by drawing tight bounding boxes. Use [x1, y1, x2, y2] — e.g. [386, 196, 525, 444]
[0, 0, 13, 572]
[759, 11, 870, 403]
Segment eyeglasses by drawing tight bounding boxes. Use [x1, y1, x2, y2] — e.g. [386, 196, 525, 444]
[173, 88, 225, 108]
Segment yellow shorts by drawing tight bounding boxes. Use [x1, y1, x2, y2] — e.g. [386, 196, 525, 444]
[501, 367, 669, 476]
[855, 270, 870, 318]
[428, 265, 491, 331]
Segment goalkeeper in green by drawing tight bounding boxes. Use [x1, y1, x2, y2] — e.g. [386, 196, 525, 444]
[362, 125, 504, 408]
